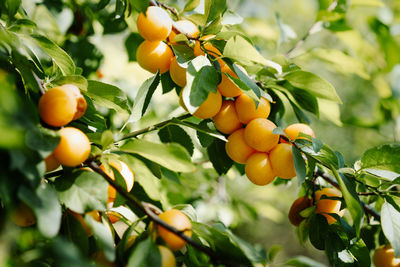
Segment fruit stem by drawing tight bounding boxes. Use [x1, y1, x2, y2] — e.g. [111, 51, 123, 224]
[116, 113, 192, 142]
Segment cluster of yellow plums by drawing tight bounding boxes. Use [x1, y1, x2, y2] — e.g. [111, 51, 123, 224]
[11, 5, 399, 266]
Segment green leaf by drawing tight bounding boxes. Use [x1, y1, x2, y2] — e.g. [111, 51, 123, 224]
[290, 87, 319, 116]
[50, 75, 88, 91]
[87, 80, 130, 114]
[184, 0, 200, 11]
[54, 171, 108, 213]
[171, 45, 195, 64]
[126, 73, 160, 124]
[160, 72, 178, 94]
[188, 65, 219, 107]
[196, 120, 216, 147]
[18, 184, 62, 238]
[192, 222, 260, 265]
[85, 215, 115, 261]
[286, 256, 327, 267]
[349, 239, 371, 267]
[61, 212, 89, 255]
[284, 71, 341, 103]
[295, 139, 339, 168]
[174, 118, 226, 142]
[125, 33, 144, 62]
[127, 238, 161, 267]
[267, 245, 282, 262]
[207, 139, 233, 175]
[25, 126, 60, 153]
[361, 144, 400, 175]
[121, 155, 161, 201]
[292, 146, 306, 185]
[5, 0, 21, 17]
[381, 202, 400, 257]
[158, 125, 194, 156]
[129, 0, 149, 13]
[204, 0, 227, 23]
[309, 214, 329, 250]
[31, 34, 76, 75]
[331, 168, 364, 236]
[121, 139, 195, 173]
[223, 36, 282, 73]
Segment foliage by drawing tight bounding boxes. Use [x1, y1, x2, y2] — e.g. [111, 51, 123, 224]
[0, 0, 399, 266]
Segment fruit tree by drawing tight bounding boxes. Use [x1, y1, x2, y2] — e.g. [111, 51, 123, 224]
[0, 0, 400, 266]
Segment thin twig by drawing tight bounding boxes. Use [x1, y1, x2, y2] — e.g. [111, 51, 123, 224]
[87, 161, 241, 266]
[116, 113, 192, 142]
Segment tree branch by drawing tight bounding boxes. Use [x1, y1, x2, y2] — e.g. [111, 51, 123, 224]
[116, 113, 192, 142]
[86, 161, 241, 266]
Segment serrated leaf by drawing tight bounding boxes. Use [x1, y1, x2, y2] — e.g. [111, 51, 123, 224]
[284, 71, 341, 103]
[158, 125, 194, 156]
[361, 144, 400, 175]
[381, 202, 400, 257]
[189, 66, 219, 107]
[223, 36, 282, 73]
[207, 139, 233, 175]
[204, 0, 227, 23]
[87, 80, 130, 114]
[18, 184, 62, 238]
[30, 34, 75, 75]
[127, 238, 161, 267]
[54, 171, 108, 213]
[121, 139, 195, 173]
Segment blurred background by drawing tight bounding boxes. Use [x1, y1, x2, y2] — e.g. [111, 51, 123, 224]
[20, 0, 400, 265]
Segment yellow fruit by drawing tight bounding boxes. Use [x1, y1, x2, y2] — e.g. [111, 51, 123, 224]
[235, 95, 271, 124]
[218, 64, 245, 97]
[284, 123, 315, 142]
[106, 211, 121, 224]
[315, 188, 344, 224]
[245, 153, 275, 185]
[10, 202, 36, 227]
[158, 245, 176, 267]
[193, 90, 222, 119]
[169, 56, 186, 87]
[136, 41, 173, 74]
[45, 153, 60, 172]
[39, 85, 86, 127]
[373, 245, 400, 267]
[288, 196, 312, 226]
[53, 127, 91, 167]
[100, 160, 135, 203]
[137, 6, 172, 41]
[225, 128, 255, 164]
[269, 143, 296, 179]
[157, 209, 192, 251]
[168, 20, 199, 44]
[244, 118, 279, 152]
[213, 100, 242, 134]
